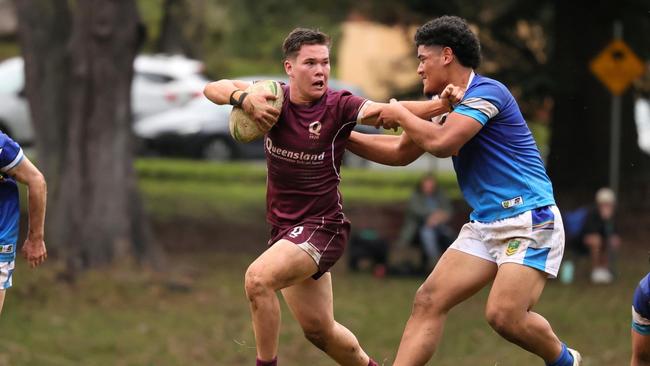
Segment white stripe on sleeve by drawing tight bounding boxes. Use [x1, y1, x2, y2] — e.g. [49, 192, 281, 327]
[1, 148, 24, 172]
[460, 97, 499, 118]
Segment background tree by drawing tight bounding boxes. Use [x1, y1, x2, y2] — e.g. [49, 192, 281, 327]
[15, 0, 162, 275]
[157, 0, 206, 58]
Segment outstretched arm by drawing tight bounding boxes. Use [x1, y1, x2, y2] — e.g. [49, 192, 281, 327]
[358, 99, 453, 127]
[347, 131, 424, 166]
[7, 157, 47, 268]
[378, 100, 482, 158]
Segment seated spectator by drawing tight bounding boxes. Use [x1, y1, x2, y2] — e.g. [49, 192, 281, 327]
[582, 187, 621, 284]
[396, 174, 455, 272]
[348, 227, 389, 278]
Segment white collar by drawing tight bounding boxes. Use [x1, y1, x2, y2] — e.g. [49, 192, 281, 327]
[466, 70, 475, 89]
[432, 70, 475, 101]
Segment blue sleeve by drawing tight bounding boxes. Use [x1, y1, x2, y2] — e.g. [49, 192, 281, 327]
[0, 134, 24, 173]
[634, 274, 650, 319]
[453, 82, 507, 126]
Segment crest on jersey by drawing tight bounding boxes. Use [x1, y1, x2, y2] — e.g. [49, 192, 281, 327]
[505, 239, 521, 256]
[308, 121, 322, 140]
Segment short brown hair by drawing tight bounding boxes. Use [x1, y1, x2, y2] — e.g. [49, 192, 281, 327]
[282, 28, 330, 59]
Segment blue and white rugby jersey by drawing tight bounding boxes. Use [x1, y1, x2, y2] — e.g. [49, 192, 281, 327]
[451, 73, 555, 222]
[0, 133, 24, 262]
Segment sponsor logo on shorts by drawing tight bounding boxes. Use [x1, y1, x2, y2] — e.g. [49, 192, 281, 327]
[288, 226, 304, 239]
[502, 196, 524, 209]
[308, 121, 322, 140]
[0, 244, 13, 253]
[505, 239, 521, 256]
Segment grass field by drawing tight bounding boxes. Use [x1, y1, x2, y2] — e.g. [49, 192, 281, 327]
[1, 159, 646, 365]
[1, 247, 647, 366]
[136, 158, 459, 220]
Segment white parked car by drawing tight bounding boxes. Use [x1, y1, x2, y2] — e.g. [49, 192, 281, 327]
[132, 54, 208, 120]
[0, 54, 208, 145]
[134, 96, 252, 160]
[0, 57, 34, 145]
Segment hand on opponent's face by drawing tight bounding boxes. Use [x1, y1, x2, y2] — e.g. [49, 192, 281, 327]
[242, 92, 280, 131]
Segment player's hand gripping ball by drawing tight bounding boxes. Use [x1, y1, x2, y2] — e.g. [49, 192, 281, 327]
[229, 80, 284, 143]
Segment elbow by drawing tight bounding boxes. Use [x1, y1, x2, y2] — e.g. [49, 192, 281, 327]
[425, 141, 455, 158]
[393, 155, 414, 166]
[31, 172, 47, 192]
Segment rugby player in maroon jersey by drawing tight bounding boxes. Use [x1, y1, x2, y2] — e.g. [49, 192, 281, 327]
[204, 28, 462, 366]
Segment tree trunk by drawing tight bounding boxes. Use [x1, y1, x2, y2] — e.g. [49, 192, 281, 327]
[16, 0, 162, 273]
[157, 0, 206, 58]
[548, 0, 650, 210]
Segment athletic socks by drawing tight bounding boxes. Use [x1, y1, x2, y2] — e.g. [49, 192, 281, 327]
[256, 356, 277, 366]
[547, 343, 574, 366]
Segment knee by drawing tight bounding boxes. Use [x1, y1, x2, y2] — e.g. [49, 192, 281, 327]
[302, 321, 334, 351]
[633, 349, 650, 364]
[411, 284, 447, 316]
[244, 265, 272, 301]
[485, 303, 519, 338]
[583, 234, 602, 250]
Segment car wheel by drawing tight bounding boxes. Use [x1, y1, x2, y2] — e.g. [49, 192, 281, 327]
[202, 137, 235, 161]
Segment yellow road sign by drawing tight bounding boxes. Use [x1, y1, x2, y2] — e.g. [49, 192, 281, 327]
[589, 39, 645, 95]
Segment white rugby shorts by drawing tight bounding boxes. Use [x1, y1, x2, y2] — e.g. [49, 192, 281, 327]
[449, 205, 565, 278]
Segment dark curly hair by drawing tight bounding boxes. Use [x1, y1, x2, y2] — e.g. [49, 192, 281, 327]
[415, 16, 481, 69]
[282, 28, 330, 59]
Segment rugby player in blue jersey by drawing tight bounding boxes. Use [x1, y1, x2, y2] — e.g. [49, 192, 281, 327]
[348, 16, 580, 366]
[632, 272, 650, 366]
[0, 133, 47, 315]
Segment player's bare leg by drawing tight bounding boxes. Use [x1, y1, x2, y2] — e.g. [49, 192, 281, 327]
[393, 249, 497, 366]
[632, 330, 650, 366]
[485, 263, 564, 362]
[0, 289, 5, 315]
[282, 273, 372, 366]
[244, 240, 319, 362]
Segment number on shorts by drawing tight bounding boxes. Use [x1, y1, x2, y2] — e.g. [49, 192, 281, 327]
[288, 226, 304, 239]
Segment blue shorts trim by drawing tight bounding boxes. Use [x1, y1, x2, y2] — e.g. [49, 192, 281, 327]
[522, 247, 550, 272]
[633, 321, 650, 335]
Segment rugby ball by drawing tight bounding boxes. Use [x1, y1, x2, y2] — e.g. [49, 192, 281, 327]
[229, 80, 284, 143]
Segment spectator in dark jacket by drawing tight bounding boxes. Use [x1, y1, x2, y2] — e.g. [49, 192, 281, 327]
[583, 187, 621, 284]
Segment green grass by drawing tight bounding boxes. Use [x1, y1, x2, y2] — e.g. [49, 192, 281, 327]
[0, 249, 646, 365]
[136, 158, 459, 220]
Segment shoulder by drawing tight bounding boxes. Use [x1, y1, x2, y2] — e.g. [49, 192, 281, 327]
[464, 75, 512, 106]
[0, 133, 23, 173]
[454, 75, 515, 125]
[454, 75, 508, 125]
[325, 88, 364, 106]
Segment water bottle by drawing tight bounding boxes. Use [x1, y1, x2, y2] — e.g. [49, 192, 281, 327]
[560, 260, 575, 284]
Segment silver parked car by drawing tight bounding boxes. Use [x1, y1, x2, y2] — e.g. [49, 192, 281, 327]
[0, 54, 208, 146]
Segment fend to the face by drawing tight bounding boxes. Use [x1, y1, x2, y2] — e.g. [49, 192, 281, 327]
[285, 44, 330, 102]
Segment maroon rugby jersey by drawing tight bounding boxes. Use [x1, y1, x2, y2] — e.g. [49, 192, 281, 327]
[264, 84, 366, 227]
